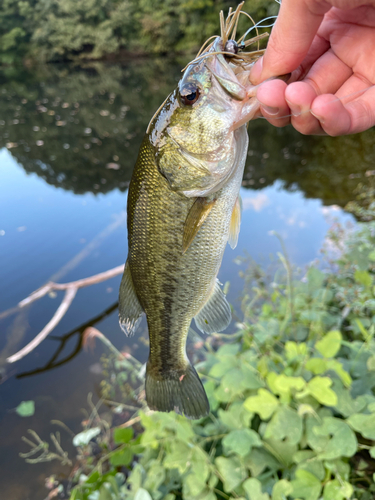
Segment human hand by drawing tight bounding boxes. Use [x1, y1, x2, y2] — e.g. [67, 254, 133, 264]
[250, 0, 375, 135]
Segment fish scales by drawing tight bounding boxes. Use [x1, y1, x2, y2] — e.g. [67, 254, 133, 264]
[123, 131, 247, 418]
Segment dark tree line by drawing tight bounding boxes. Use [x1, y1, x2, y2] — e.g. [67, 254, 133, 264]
[0, 0, 277, 64]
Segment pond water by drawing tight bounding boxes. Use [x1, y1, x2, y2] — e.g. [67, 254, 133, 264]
[0, 59, 374, 499]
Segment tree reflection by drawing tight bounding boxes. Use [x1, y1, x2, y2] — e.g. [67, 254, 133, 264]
[0, 60, 181, 193]
[0, 60, 374, 207]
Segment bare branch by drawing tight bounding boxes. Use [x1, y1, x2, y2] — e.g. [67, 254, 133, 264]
[4, 264, 125, 364]
[18, 264, 125, 307]
[7, 288, 77, 363]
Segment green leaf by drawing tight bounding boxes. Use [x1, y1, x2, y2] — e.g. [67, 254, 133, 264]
[291, 470, 321, 500]
[313, 417, 357, 460]
[264, 438, 297, 467]
[222, 428, 262, 457]
[332, 379, 366, 417]
[15, 400, 35, 417]
[218, 402, 252, 430]
[316, 330, 342, 358]
[267, 374, 305, 402]
[347, 413, 375, 439]
[242, 478, 270, 500]
[215, 456, 245, 492]
[327, 360, 352, 387]
[204, 380, 220, 412]
[134, 488, 153, 500]
[110, 447, 133, 467]
[367, 355, 375, 371]
[264, 406, 303, 445]
[285, 341, 307, 360]
[98, 484, 113, 500]
[306, 415, 330, 452]
[245, 448, 280, 477]
[272, 479, 293, 500]
[127, 464, 143, 491]
[305, 358, 327, 374]
[241, 363, 265, 390]
[304, 377, 338, 406]
[323, 480, 353, 500]
[143, 461, 165, 493]
[183, 472, 207, 498]
[354, 269, 372, 287]
[244, 389, 279, 419]
[221, 368, 247, 396]
[113, 427, 134, 444]
[73, 427, 101, 446]
[163, 441, 191, 473]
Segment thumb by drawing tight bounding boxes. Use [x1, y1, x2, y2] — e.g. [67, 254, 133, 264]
[250, 0, 329, 84]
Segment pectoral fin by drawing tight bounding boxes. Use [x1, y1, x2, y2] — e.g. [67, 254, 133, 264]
[228, 196, 242, 249]
[183, 197, 216, 253]
[194, 279, 231, 334]
[118, 261, 144, 336]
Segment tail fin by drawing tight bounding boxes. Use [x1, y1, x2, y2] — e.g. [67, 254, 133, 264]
[145, 363, 209, 419]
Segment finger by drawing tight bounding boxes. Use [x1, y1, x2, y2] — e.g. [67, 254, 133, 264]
[256, 79, 291, 127]
[302, 48, 352, 96]
[311, 86, 375, 135]
[286, 82, 325, 135]
[336, 73, 373, 101]
[284, 50, 353, 135]
[250, 0, 330, 84]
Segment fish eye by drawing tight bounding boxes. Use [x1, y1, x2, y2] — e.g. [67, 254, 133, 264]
[179, 83, 200, 106]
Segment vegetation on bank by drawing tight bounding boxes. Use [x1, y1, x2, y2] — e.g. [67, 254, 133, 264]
[0, 0, 278, 64]
[21, 190, 375, 499]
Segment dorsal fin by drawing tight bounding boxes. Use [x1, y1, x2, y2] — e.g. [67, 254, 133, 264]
[183, 197, 216, 253]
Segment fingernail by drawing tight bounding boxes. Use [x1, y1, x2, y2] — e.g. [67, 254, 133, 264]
[286, 99, 301, 117]
[311, 110, 325, 124]
[262, 105, 279, 116]
[249, 57, 263, 85]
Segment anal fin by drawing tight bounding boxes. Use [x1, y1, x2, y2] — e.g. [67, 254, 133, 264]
[228, 196, 242, 249]
[118, 261, 144, 336]
[194, 279, 231, 334]
[183, 197, 216, 253]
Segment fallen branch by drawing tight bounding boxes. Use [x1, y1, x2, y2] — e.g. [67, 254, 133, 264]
[7, 288, 77, 364]
[18, 264, 125, 307]
[6, 264, 124, 364]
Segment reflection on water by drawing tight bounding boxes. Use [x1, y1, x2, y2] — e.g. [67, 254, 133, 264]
[1, 61, 375, 204]
[0, 60, 374, 499]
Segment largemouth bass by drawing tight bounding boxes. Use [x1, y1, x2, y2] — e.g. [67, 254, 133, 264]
[119, 5, 266, 419]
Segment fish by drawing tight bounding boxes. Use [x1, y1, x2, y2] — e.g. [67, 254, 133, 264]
[118, 4, 267, 419]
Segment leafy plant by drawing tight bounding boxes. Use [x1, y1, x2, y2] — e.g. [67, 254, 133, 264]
[67, 212, 375, 500]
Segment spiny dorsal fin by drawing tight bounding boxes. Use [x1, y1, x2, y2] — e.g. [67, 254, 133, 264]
[183, 197, 216, 253]
[194, 279, 231, 334]
[228, 195, 242, 249]
[118, 261, 144, 336]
